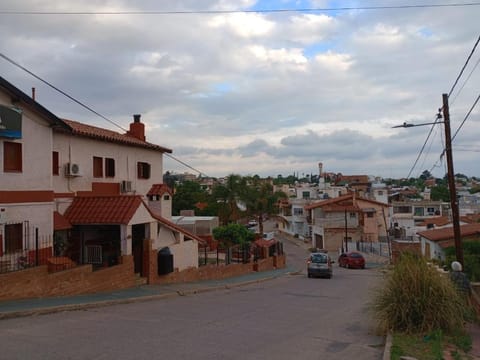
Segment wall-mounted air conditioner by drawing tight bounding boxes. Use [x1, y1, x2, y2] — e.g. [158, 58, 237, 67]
[65, 163, 81, 177]
[0, 208, 7, 224]
[121, 180, 132, 193]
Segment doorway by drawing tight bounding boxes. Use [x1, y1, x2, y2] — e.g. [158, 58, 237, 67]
[132, 224, 146, 275]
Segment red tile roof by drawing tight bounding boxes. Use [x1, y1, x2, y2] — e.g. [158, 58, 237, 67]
[63, 195, 207, 245]
[147, 184, 173, 196]
[254, 239, 277, 247]
[64, 196, 143, 224]
[304, 193, 388, 210]
[61, 119, 172, 153]
[54, 211, 72, 230]
[418, 216, 451, 227]
[417, 223, 480, 242]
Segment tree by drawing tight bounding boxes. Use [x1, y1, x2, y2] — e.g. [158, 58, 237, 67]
[242, 176, 287, 235]
[212, 223, 255, 247]
[211, 174, 245, 225]
[172, 181, 209, 216]
[430, 184, 450, 202]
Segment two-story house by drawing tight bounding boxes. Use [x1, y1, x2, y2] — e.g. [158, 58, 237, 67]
[305, 193, 390, 252]
[0, 76, 202, 276]
[389, 200, 450, 240]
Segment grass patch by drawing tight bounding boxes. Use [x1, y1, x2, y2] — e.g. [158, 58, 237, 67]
[391, 330, 472, 360]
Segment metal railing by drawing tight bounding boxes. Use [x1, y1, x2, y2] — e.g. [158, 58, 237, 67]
[198, 241, 284, 267]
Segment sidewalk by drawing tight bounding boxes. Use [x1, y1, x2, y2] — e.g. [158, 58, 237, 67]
[0, 267, 293, 320]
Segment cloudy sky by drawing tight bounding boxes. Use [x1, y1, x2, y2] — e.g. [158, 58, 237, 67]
[0, 0, 479, 179]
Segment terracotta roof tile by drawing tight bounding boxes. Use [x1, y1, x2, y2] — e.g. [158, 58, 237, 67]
[64, 196, 143, 224]
[147, 184, 173, 196]
[417, 223, 480, 242]
[418, 216, 451, 227]
[54, 211, 72, 230]
[61, 119, 172, 153]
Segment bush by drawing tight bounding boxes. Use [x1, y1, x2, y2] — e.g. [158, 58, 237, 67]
[371, 253, 466, 334]
[444, 242, 480, 281]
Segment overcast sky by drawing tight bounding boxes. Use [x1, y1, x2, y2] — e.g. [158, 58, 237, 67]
[1, 0, 479, 179]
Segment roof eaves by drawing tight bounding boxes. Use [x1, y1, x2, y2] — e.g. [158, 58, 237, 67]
[0, 76, 71, 131]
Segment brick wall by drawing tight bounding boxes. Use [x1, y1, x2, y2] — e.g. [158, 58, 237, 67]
[391, 240, 421, 264]
[0, 255, 137, 302]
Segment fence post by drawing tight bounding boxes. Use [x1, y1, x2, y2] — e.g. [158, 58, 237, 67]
[35, 227, 39, 266]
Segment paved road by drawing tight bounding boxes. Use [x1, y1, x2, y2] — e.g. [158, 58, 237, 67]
[0, 232, 385, 360]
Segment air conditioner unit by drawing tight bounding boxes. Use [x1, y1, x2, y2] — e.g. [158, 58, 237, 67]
[0, 208, 7, 224]
[121, 180, 132, 193]
[65, 163, 81, 177]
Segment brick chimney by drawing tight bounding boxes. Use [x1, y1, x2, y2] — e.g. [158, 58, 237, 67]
[128, 114, 145, 141]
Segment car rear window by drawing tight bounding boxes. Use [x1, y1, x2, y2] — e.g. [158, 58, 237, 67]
[311, 254, 328, 263]
[350, 253, 363, 258]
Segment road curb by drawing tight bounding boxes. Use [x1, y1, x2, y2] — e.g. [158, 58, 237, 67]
[0, 274, 282, 320]
[383, 332, 392, 360]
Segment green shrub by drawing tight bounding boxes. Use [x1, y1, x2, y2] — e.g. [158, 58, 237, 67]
[444, 242, 480, 281]
[371, 253, 466, 334]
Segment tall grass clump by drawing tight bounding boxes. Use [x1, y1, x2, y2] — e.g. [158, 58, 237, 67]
[372, 252, 466, 334]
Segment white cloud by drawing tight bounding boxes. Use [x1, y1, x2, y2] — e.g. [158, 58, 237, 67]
[0, 0, 478, 179]
[208, 13, 275, 38]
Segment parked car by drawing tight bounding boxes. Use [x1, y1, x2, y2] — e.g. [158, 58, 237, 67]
[248, 219, 258, 227]
[338, 252, 366, 269]
[307, 252, 333, 278]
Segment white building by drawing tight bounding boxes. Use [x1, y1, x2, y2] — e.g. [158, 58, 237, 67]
[0, 76, 202, 275]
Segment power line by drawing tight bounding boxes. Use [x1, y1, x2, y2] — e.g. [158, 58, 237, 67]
[450, 55, 480, 106]
[0, 52, 127, 133]
[1, 3, 480, 15]
[405, 116, 441, 179]
[451, 93, 480, 141]
[0, 52, 208, 177]
[448, 35, 480, 98]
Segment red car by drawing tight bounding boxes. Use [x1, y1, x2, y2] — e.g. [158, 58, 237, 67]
[338, 252, 366, 269]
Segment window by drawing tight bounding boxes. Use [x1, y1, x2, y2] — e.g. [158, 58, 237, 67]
[378, 191, 384, 196]
[163, 195, 170, 200]
[5, 223, 23, 253]
[414, 207, 424, 216]
[367, 212, 374, 218]
[293, 208, 303, 215]
[137, 162, 151, 179]
[349, 212, 356, 219]
[52, 151, 59, 175]
[302, 191, 310, 199]
[3, 141, 22, 172]
[93, 156, 103, 178]
[105, 158, 115, 178]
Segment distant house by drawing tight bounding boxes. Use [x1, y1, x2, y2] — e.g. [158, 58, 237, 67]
[305, 193, 390, 252]
[418, 223, 480, 261]
[389, 200, 450, 239]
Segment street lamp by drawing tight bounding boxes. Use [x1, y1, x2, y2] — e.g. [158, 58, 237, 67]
[392, 93, 464, 266]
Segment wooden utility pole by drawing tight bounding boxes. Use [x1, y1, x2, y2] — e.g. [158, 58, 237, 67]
[443, 93, 464, 266]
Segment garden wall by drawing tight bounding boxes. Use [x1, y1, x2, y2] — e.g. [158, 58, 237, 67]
[0, 256, 137, 302]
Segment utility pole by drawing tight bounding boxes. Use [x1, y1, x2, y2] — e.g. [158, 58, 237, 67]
[443, 93, 464, 266]
[344, 209, 348, 253]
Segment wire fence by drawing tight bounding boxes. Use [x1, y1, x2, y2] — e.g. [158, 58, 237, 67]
[198, 241, 284, 267]
[352, 240, 391, 258]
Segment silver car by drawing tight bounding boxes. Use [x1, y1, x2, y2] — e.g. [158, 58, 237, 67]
[307, 252, 333, 279]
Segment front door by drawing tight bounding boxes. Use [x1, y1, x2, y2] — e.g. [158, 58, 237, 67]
[132, 224, 145, 275]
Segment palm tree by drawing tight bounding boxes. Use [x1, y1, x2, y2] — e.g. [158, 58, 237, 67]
[212, 174, 244, 225]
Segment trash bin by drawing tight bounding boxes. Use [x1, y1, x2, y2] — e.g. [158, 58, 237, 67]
[157, 247, 174, 275]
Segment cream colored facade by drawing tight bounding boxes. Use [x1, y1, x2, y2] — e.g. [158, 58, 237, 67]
[53, 132, 164, 196]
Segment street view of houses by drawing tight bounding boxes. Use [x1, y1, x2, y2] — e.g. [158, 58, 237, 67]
[1, 1, 480, 359]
